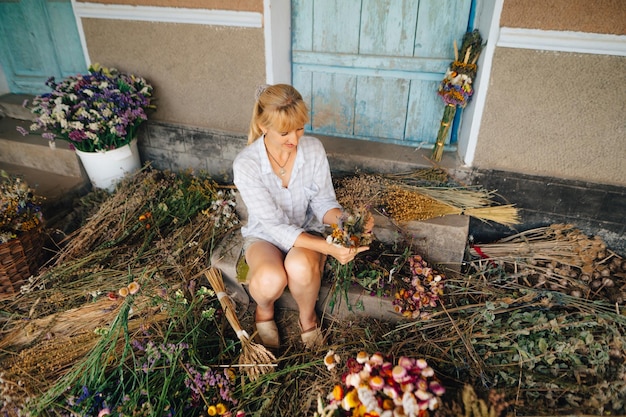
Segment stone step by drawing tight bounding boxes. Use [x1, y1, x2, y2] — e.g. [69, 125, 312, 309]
[0, 116, 84, 178]
[0, 93, 36, 121]
[0, 94, 89, 221]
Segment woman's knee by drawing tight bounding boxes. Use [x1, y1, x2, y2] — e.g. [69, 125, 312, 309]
[248, 265, 288, 298]
[284, 250, 322, 284]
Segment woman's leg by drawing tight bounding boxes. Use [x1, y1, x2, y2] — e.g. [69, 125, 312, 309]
[284, 248, 325, 331]
[245, 241, 287, 322]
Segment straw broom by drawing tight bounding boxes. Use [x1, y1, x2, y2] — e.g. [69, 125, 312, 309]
[204, 267, 276, 381]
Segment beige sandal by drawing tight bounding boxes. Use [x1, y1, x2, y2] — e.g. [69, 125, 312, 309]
[254, 320, 280, 349]
[300, 321, 324, 349]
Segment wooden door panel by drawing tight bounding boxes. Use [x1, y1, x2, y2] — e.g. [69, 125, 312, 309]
[414, 0, 472, 59]
[360, 0, 418, 56]
[405, 79, 445, 142]
[0, 0, 58, 92]
[292, 0, 473, 147]
[311, 72, 357, 136]
[0, 0, 85, 94]
[46, 0, 86, 77]
[312, 0, 361, 54]
[354, 76, 409, 141]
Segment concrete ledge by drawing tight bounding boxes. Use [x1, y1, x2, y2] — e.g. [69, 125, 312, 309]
[0, 118, 83, 178]
[374, 213, 469, 273]
[0, 94, 36, 121]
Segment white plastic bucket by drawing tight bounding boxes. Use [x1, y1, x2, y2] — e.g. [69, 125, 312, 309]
[75, 139, 141, 192]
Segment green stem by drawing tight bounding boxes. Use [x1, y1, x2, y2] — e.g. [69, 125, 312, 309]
[431, 104, 457, 162]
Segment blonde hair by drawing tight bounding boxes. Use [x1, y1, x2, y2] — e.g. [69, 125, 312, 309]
[248, 84, 310, 144]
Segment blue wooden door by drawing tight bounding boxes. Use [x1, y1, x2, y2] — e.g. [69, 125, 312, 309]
[292, 0, 472, 148]
[0, 0, 86, 95]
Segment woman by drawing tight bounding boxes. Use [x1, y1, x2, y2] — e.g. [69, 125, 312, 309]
[233, 84, 371, 349]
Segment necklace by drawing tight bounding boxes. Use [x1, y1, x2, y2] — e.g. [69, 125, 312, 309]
[266, 147, 291, 177]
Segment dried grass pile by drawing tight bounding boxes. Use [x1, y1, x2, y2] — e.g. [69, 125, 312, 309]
[298, 221, 626, 415]
[383, 224, 626, 415]
[0, 167, 241, 414]
[0, 166, 624, 416]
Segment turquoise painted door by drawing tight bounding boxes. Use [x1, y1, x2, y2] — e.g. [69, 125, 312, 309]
[292, 0, 472, 148]
[0, 0, 86, 95]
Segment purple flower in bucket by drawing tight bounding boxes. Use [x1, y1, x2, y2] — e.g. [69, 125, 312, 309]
[22, 64, 155, 153]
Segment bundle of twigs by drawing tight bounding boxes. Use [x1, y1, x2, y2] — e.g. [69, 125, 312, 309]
[204, 267, 276, 380]
[469, 224, 626, 302]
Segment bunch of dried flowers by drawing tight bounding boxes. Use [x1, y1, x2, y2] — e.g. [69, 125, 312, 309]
[391, 254, 445, 319]
[22, 64, 155, 152]
[316, 351, 445, 417]
[0, 170, 43, 243]
[432, 30, 484, 161]
[326, 208, 374, 312]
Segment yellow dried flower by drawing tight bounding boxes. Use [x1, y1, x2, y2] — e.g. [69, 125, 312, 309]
[127, 281, 140, 295]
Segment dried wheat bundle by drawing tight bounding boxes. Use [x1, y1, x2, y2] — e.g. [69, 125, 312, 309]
[410, 186, 494, 208]
[335, 172, 520, 226]
[0, 298, 168, 409]
[204, 267, 276, 380]
[463, 205, 520, 227]
[384, 185, 461, 222]
[382, 168, 450, 185]
[470, 224, 610, 268]
[0, 298, 119, 350]
[0, 296, 168, 351]
[0, 331, 101, 408]
[385, 184, 519, 225]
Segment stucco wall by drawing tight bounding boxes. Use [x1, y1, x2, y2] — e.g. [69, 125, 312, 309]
[474, 48, 626, 186]
[77, 0, 262, 13]
[82, 19, 265, 134]
[472, 0, 626, 187]
[500, 0, 626, 35]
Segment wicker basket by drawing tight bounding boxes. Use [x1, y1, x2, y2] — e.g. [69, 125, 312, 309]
[0, 228, 44, 300]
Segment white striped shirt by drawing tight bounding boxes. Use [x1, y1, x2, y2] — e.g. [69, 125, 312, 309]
[233, 135, 341, 252]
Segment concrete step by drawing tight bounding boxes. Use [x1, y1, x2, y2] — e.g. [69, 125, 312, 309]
[0, 94, 90, 224]
[0, 93, 37, 121]
[0, 116, 84, 178]
[318, 134, 461, 175]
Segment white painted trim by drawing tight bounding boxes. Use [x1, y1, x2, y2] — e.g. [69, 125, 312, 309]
[73, 2, 262, 28]
[498, 28, 626, 57]
[0, 64, 9, 95]
[459, 0, 503, 167]
[70, 0, 91, 67]
[264, 0, 291, 84]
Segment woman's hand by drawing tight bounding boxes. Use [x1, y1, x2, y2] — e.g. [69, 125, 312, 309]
[328, 243, 369, 265]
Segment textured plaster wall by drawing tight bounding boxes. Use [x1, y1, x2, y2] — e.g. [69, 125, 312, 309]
[500, 0, 626, 35]
[82, 19, 265, 134]
[474, 48, 626, 186]
[472, 0, 626, 187]
[76, 0, 262, 13]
